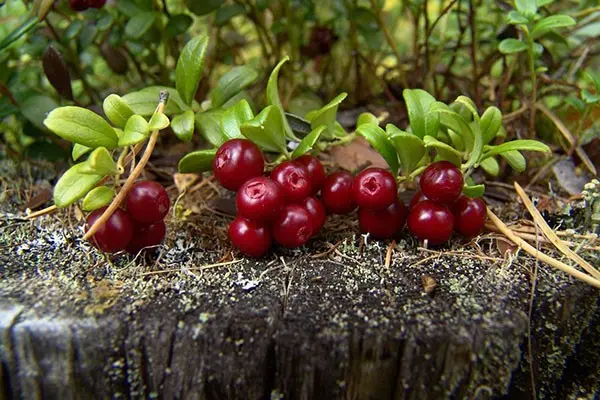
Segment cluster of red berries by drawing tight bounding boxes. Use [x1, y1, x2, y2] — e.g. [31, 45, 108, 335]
[85, 180, 171, 254]
[213, 139, 327, 257]
[69, 0, 106, 12]
[408, 161, 487, 245]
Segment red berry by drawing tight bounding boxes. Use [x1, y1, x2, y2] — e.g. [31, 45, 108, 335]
[236, 177, 284, 222]
[408, 200, 454, 245]
[420, 161, 464, 204]
[126, 180, 170, 225]
[228, 217, 271, 257]
[126, 220, 166, 254]
[272, 205, 313, 248]
[295, 155, 326, 194]
[451, 196, 487, 237]
[321, 171, 356, 214]
[359, 200, 407, 239]
[69, 0, 89, 11]
[353, 167, 397, 209]
[213, 139, 264, 191]
[86, 207, 133, 253]
[88, 0, 106, 8]
[302, 196, 327, 235]
[271, 161, 312, 204]
[409, 191, 428, 209]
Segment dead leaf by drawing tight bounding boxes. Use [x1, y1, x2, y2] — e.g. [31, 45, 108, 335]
[330, 137, 388, 172]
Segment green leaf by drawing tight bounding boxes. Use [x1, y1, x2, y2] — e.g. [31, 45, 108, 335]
[448, 129, 465, 151]
[195, 109, 228, 147]
[356, 123, 399, 175]
[531, 15, 576, 39]
[122, 88, 184, 116]
[582, 90, 600, 105]
[453, 96, 479, 121]
[72, 143, 92, 161]
[292, 125, 326, 158]
[97, 14, 114, 31]
[148, 112, 170, 131]
[308, 93, 348, 139]
[480, 106, 502, 145]
[221, 99, 254, 140]
[80, 147, 117, 175]
[54, 163, 104, 208]
[285, 113, 312, 137]
[480, 157, 500, 176]
[515, 0, 537, 15]
[171, 110, 195, 142]
[125, 11, 156, 39]
[483, 139, 551, 158]
[462, 184, 485, 198]
[266, 56, 296, 140]
[79, 24, 97, 49]
[211, 66, 259, 108]
[357, 112, 379, 127]
[500, 150, 526, 172]
[507, 10, 529, 24]
[431, 102, 474, 152]
[0, 16, 38, 51]
[402, 89, 437, 138]
[241, 105, 287, 153]
[82, 186, 115, 212]
[215, 4, 247, 26]
[423, 135, 462, 167]
[387, 124, 425, 173]
[184, 0, 222, 16]
[499, 39, 528, 54]
[44, 106, 119, 149]
[64, 20, 84, 41]
[176, 35, 209, 106]
[178, 149, 218, 173]
[119, 115, 149, 147]
[165, 14, 194, 39]
[103, 94, 134, 128]
[20, 95, 59, 130]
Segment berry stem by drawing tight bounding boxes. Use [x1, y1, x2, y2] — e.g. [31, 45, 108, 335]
[83, 91, 169, 241]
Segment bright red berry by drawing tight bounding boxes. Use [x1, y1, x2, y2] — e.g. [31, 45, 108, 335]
[295, 155, 326, 194]
[228, 217, 271, 257]
[452, 196, 487, 237]
[236, 177, 284, 222]
[359, 200, 407, 239]
[126, 220, 166, 254]
[409, 191, 428, 209]
[407, 200, 455, 245]
[69, 0, 89, 11]
[272, 205, 313, 248]
[271, 161, 312, 204]
[419, 161, 464, 204]
[353, 167, 397, 210]
[213, 139, 264, 191]
[126, 180, 170, 225]
[86, 207, 133, 253]
[88, 0, 106, 8]
[302, 196, 327, 235]
[321, 171, 356, 214]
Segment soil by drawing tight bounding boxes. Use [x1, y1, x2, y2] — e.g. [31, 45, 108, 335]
[0, 158, 598, 400]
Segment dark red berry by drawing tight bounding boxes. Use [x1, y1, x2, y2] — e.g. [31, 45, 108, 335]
[213, 139, 264, 191]
[409, 191, 428, 209]
[69, 0, 89, 11]
[407, 200, 454, 245]
[419, 161, 464, 204]
[228, 217, 271, 257]
[321, 171, 356, 215]
[302, 196, 326, 235]
[236, 177, 284, 222]
[296, 155, 326, 194]
[271, 161, 312, 204]
[88, 0, 106, 8]
[86, 207, 133, 253]
[353, 167, 397, 209]
[451, 196, 487, 237]
[359, 200, 407, 239]
[126, 180, 170, 225]
[126, 220, 166, 254]
[272, 205, 313, 248]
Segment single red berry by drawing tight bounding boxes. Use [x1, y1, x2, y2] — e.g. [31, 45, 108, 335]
[295, 155, 326, 194]
[409, 191, 429, 209]
[272, 205, 313, 248]
[228, 217, 271, 257]
[353, 167, 397, 210]
[359, 200, 407, 239]
[88, 0, 106, 8]
[126, 220, 166, 254]
[236, 177, 284, 222]
[419, 161, 464, 204]
[451, 196, 487, 237]
[213, 139, 264, 191]
[86, 207, 133, 253]
[407, 200, 455, 245]
[321, 171, 356, 214]
[302, 196, 327, 235]
[126, 180, 170, 225]
[271, 161, 312, 204]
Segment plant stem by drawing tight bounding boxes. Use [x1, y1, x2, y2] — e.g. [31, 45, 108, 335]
[468, 0, 480, 107]
[83, 91, 169, 241]
[525, 30, 537, 136]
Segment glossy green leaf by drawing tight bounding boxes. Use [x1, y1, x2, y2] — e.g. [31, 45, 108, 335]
[499, 39, 528, 54]
[176, 35, 209, 106]
[165, 14, 194, 38]
[148, 112, 170, 131]
[387, 124, 425, 173]
[266, 56, 295, 139]
[507, 10, 529, 24]
[292, 125, 326, 158]
[240, 105, 287, 153]
[79, 24, 98, 48]
[82, 186, 115, 212]
[285, 113, 312, 137]
[96, 14, 114, 31]
[171, 110, 195, 142]
[356, 123, 399, 175]
[54, 163, 103, 208]
[431, 102, 474, 151]
[532, 15, 576, 39]
[447, 129, 465, 151]
[178, 149, 218, 173]
[221, 99, 254, 140]
[125, 11, 156, 39]
[515, 0, 537, 15]
[483, 139, 551, 158]
[215, 4, 247, 26]
[462, 184, 485, 198]
[211, 66, 259, 108]
[119, 115, 149, 147]
[123, 88, 183, 116]
[403, 89, 437, 139]
[0, 16, 38, 51]
[480, 106, 502, 145]
[357, 112, 379, 127]
[195, 109, 228, 147]
[64, 20, 84, 41]
[453, 96, 479, 121]
[72, 143, 92, 161]
[500, 150, 526, 172]
[103, 94, 134, 128]
[80, 147, 117, 175]
[185, 0, 221, 16]
[480, 157, 500, 176]
[44, 106, 119, 149]
[308, 93, 348, 139]
[20, 95, 59, 130]
[423, 135, 462, 167]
